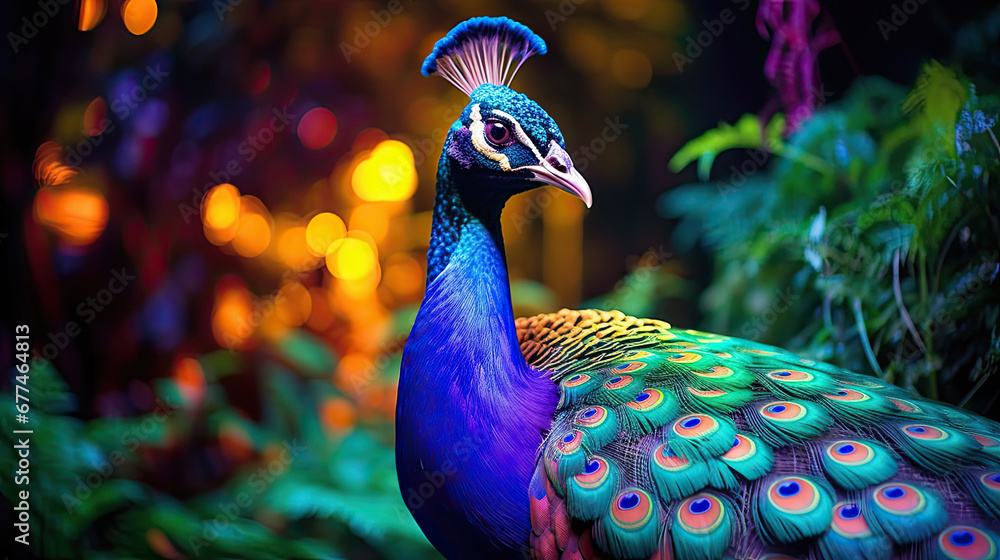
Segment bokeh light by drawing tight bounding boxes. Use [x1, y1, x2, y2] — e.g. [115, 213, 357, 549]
[78, 0, 108, 31]
[325, 235, 377, 280]
[297, 107, 338, 150]
[275, 281, 312, 327]
[201, 183, 241, 246]
[121, 0, 158, 35]
[230, 195, 272, 258]
[351, 140, 418, 202]
[33, 185, 109, 246]
[211, 277, 258, 351]
[305, 212, 347, 257]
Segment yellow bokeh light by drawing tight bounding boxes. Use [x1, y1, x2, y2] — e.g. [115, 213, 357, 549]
[351, 140, 418, 202]
[326, 236, 376, 280]
[121, 0, 158, 35]
[202, 184, 242, 246]
[305, 212, 346, 257]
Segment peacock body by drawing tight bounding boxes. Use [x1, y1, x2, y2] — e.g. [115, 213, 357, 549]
[396, 16, 1000, 560]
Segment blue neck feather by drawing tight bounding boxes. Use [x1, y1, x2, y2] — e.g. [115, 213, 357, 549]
[397, 127, 557, 558]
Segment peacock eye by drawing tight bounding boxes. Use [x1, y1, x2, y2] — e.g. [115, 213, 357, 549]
[484, 120, 513, 146]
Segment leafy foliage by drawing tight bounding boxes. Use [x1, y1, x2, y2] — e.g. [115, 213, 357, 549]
[662, 64, 1000, 411]
[1, 329, 439, 559]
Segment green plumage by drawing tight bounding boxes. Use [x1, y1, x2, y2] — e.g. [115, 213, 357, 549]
[753, 475, 835, 544]
[820, 439, 899, 490]
[515, 309, 1000, 560]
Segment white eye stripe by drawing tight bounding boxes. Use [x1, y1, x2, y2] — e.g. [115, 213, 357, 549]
[469, 103, 512, 171]
[490, 109, 544, 164]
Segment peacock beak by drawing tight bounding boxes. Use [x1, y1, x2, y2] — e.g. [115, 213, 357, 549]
[521, 141, 593, 208]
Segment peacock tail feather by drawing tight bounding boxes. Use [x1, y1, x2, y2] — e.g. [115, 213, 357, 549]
[518, 309, 1000, 560]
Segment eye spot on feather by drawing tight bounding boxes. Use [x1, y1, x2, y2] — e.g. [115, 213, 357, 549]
[625, 388, 666, 412]
[573, 456, 612, 488]
[938, 526, 997, 560]
[691, 366, 734, 379]
[563, 374, 591, 388]
[980, 472, 1000, 492]
[672, 414, 719, 438]
[623, 350, 653, 360]
[974, 434, 1000, 448]
[831, 501, 873, 538]
[574, 406, 609, 427]
[676, 493, 726, 533]
[873, 483, 927, 514]
[722, 434, 756, 461]
[668, 352, 702, 364]
[767, 476, 821, 514]
[613, 361, 646, 373]
[890, 398, 922, 413]
[713, 352, 733, 359]
[610, 488, 655, 529]
[653, 443, 690, 471]
[823, 388, 871, 402]
[760, 401, 807, 421]
[767, 369, 814, 382]
[556, 430, 584, 454]
[902, 424, 949, 441]
[826, 440, 874, 465]
[604, 375, 634, 390]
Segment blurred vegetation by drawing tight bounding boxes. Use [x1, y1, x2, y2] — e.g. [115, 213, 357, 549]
[663, 57, 1000, 413]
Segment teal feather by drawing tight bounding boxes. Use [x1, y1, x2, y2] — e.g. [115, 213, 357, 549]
[595, 488, 663, 559]
[864, 482, 948, 544]
[818, 386, 897, 425]
[543, 428, 588, 495]
[817, 501, 892, 560]
[671, 493, 733, 560]
[682, 385, 755, 414]
[558, 373, 602, 408]
[892, 422, 979, 474]
[753, 475, 835, 544]
[706, 458, 741, 491]
[572, 405, 620, 449]
[820, 439, 899, 490]
[565, 455, 621, 522]
[589, 372, 646, 406]
[666, 413, 737, 461]
[756, 366, 837, 398]
[959, 470, 1000, 519]
[719, 433, 774, 481]
[620, 388, 680, 434]
[650, 443, 710, 501]
[745, 399, 834, 446]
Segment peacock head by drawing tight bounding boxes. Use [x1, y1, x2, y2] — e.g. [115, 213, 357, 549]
[422, 17, 592, 208]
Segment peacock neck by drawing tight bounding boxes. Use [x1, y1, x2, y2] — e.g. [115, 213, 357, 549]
[396, 137, 557, 558]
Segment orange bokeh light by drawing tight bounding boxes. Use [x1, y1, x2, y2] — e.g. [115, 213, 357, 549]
[325, 235, 377, 280]
[33, 185, 109, 246]
[174, 357, 205, 405]
[230, 196, 272, 258]
[320, 397, 356, 432]
[275, 281, 312, 327]
[121, 0, 158, 35]
[201, 183, 241, 246]
[211, 279, 258, 351]
[78, 0, 108, 31]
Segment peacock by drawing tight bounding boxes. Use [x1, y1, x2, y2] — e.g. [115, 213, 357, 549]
[395, 16, 1000, 560]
